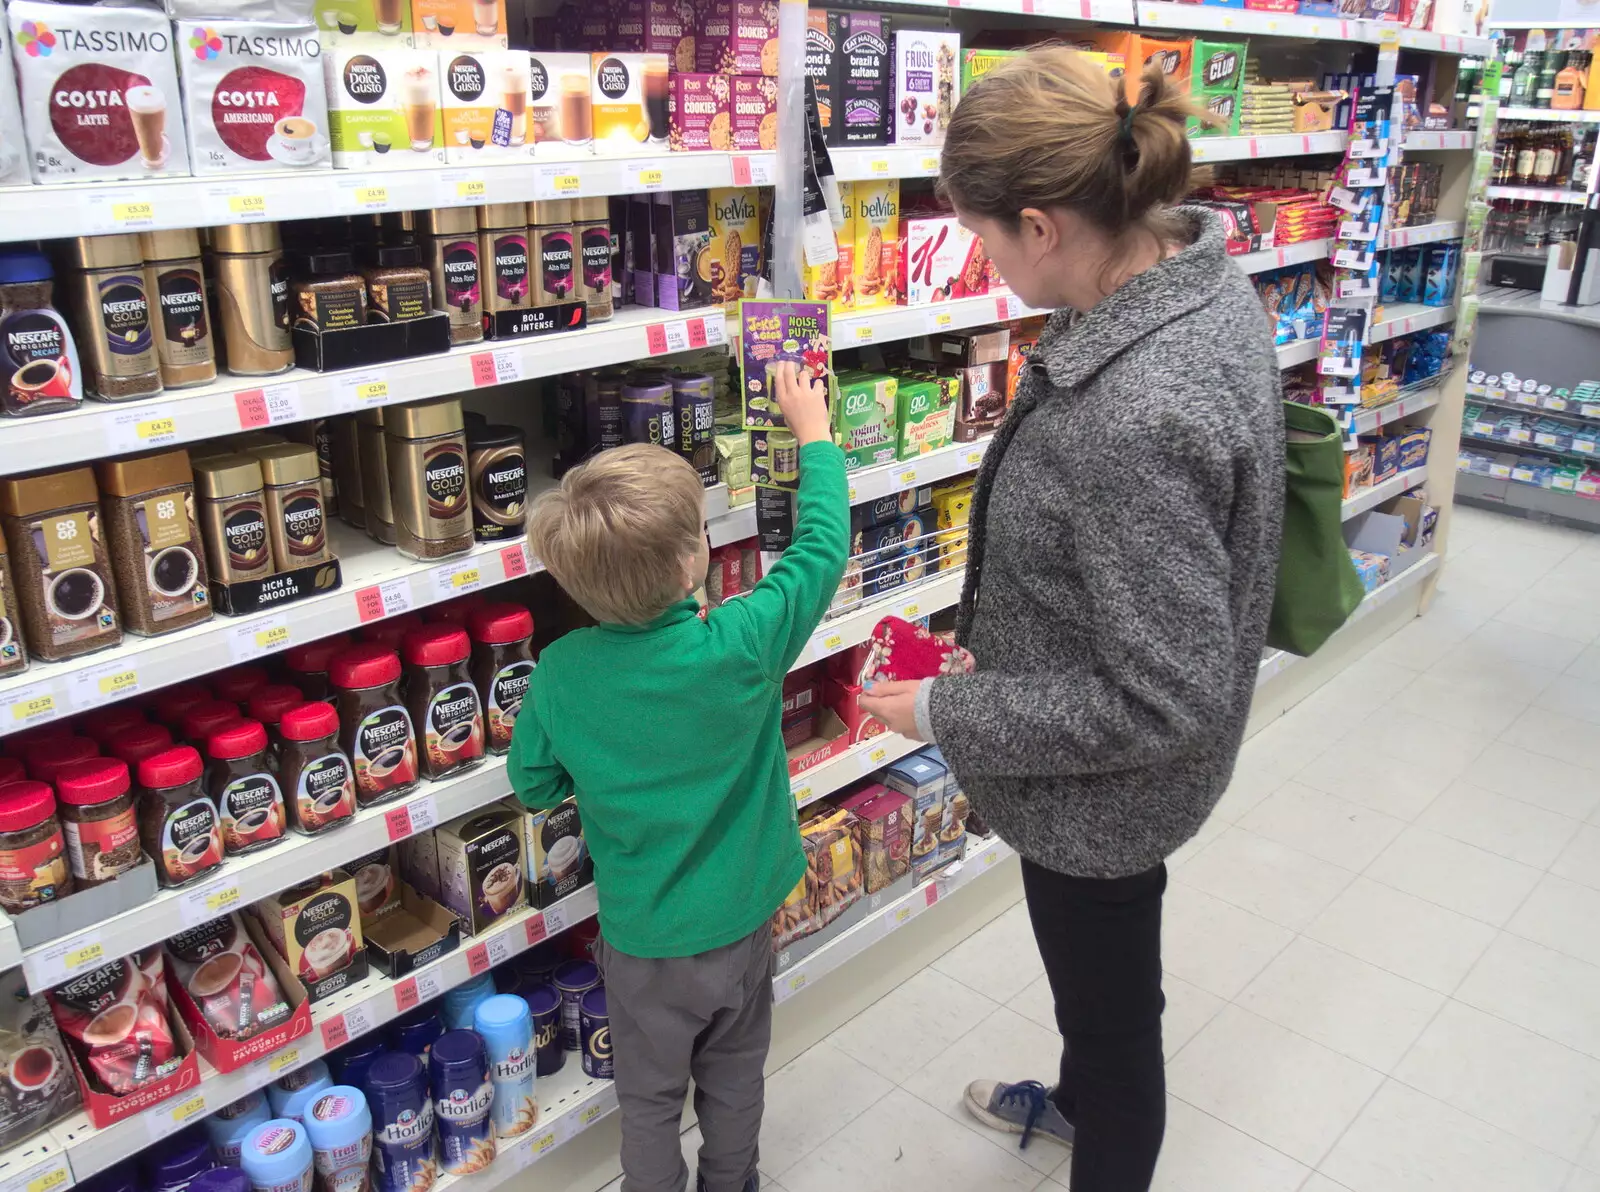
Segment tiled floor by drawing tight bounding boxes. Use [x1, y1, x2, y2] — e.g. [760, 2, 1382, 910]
[618, 506, 1600, 1192]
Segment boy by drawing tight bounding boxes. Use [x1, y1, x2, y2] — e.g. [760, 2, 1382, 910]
[509, 362, 846, 1192]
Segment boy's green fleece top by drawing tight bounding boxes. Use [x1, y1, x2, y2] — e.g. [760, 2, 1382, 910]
[508, 440, 850, 958]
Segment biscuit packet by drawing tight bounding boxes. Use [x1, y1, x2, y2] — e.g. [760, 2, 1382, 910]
[852, 180, 900, 310]
[708, 187, 762, 306]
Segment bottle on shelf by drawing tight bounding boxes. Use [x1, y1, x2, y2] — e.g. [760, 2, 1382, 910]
[1502, 50, 1522, 102]
[1536, 51, 1560, 109]
[1512, 49, 1540, 105]
[1554, 51, 1586, 110]
[1533, 129, 1559, 185]
[1515, 127, 1538, 183]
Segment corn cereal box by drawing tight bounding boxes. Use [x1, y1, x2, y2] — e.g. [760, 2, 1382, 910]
[708, 186, 762, 305]
[804, 181, 854, 306]
[852, 178, 899, 309]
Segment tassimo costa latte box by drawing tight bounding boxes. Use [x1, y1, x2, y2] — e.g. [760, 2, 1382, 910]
[8, 0, 193, 181]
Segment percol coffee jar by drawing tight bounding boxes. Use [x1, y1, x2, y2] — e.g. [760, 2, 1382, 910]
[194, 455, 275, 584]
[385, 398, 473, 561]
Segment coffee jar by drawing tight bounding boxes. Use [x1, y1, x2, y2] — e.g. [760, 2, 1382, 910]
[277, 702, 358, 835]
[0, 781, 71, 913]
[254, 444, 333, 572]
[467, 604, 534, 755]
[96, 448, 213, 637]
[55, 757, 143, 886]
[63, 234, 163, 402]
[419, 208, 483, 346]
[0, 536, 29, 677]
[356, 410, 396, 546]
[402, 626, 485, 782]
[136, 745, 224, 889]
[0, 250, 83, 417]
[479, 204, 531, 337]
[0, 466, 122, 662]
[204, 720, 287, 857]
[330, 416, 365, 529]
[575, 197, 613, 323]
[194, 455, 274, 585]
[284, 636, 350, 702]
[528, 200, 576, 309]
[385, 398, 473, 561]
[330, 646, 419, 807]
[284, 420, 338, 520]
[465, 424, 526, 543]
[292, 251, 367, 333]
[140, 230, 217, 389]
[361, 243, 434, 324]
[209, 224, 293, 376]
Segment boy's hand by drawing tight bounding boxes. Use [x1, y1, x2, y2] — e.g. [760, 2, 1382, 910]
[771, 361, 831, 446]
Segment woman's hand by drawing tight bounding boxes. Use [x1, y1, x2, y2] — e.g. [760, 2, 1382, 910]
[859, 679, 925, 741]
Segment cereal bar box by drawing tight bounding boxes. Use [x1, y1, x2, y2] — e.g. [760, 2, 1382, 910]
[708, 186, 762, 306]
[892, 29, 959, 147]
[739, 300, 832, 430]
[803, 181, 855, 306]
[852, 179, 900, 310]
[669, 72, 731, 150]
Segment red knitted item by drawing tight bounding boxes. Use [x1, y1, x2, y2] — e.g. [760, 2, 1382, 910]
[858, 616, 976, 685]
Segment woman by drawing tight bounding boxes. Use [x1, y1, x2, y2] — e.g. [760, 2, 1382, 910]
[859, 48, 1284, 1192]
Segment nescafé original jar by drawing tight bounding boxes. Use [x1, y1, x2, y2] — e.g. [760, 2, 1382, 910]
[277, 702, 357, 835]
[330, 645, 418, 807]
[137, 745, 224, 889]
[467, 604, 534, 755]
[402, 626, 485, 782]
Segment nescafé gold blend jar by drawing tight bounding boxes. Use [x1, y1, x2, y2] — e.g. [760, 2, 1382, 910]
[385, 398, 473, 561]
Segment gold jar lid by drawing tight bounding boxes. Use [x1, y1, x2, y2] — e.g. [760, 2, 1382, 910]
[139, 229, 204, 262]
[575, 196, 610, 222]
[479, 203, 528, 231]
[418, 207, 478, 236]
[254, 443, 320, 487]
[0, 466, 99, 517]
[65, 234, 144, 271]
[210, 223, 284, 255]
[527, 199, 573, 226]
[386, 397, 464, 440]
[357, 407, 386, 427]
[193, 454, 265, 501]
[95, 448, 193, 498]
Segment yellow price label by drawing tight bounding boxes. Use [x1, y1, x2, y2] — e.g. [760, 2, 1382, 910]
[869, 159, 889, 175]
[933, 312, 953, 328]
[66, 941, 104, 971]
[893, 905, 913, 925]
[1263, 18, 1277, 30]
[531, 1131, 558, 1155]
[113, 201, 154, 223]
[229, 195, 267, 216]
[1219, 13, 1234, 26]
[456, 179, 486, 199]
[919, 156, 938, 173]
[268, 1048, 300, 1074]
[787, 972, 807, 993]
[846, 486, 857, 501]
[965, 449, 983, 466]
[355, 186, 388, 206]
[451, 568, 481, 589]
[638, 168, 663, 186]
[822, 633, 843, 651]
[139, 417, 177, 440]
[11, 695, 54, 722]
[792, 786, 812, 806]
[170, 1094, 207, 1124]
[27, 1166, 68, 1192]
[206, 885, 243, 914]
[869, 746, 887, 764]
[853, 325, 874, 343]
[903, 603, 920, 617]
[983, 849, 999, 867]
[898, 468, 917, 485]
[356, 380, 389, 402]
[553, 175, 581, 194]
[255, 624, 290, 651]
[579, 1103, 606, 1126]
[1378, 26, 1400, 45]
[98, 669, 138, 696]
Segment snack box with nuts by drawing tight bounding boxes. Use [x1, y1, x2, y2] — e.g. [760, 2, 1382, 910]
[806, 7, 837, 131]
[961, 47, 1020, 94]
[835, 783, 912, 893]
[828, 10, 891, 146]
[892, 29, 960, 147]
[882, 753, 950, 881]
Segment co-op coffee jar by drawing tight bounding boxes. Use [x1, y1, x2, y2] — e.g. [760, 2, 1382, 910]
[96, 448, 213, 637]
[385, 398, 473, 561]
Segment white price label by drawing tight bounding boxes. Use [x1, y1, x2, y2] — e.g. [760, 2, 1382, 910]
[340, 370, 391, 409]
[148, 1093, 208, 1143]
[31, 934, 107, 988]
[747, 157, 774, 186]
[434, 561, 483, 598]
[6, 1157, 71, 1192]
[109, 405, 180, 454]
[206, 185, 270, 222]
[179, 876, 245, 926]
[486, 347, 524, 386]
[535, 165, 584, 199]
[381, 578, 414, 617]
[663, 320, 690, 354]
[344, 1002, 376, 1039]
[407, 794, 439, 834]
[337, 179, 391, 211]
[965, 447, 985, 467]
[88, 191, 158, 232]
[267, 1047, 301, 1075]
[852, 323, 874, 344]
[1574, 440, 1596, 454]
[926, 309, 955, 332]
[859, 743, 890, 773]
[628, 160, 666, 191]
[485, 934, 512, 967]
[261, 382, 304, 425]
[414, 968, 444, 1002]
[1583, 404, 1600, 419]
[544, 901, 571, 935]
[442, 171, 489, 203]
[3, 687, 58, 728]
[230, 614, 291, 662]
[68, 660, 138, 708]
[699, 314, 727, 347]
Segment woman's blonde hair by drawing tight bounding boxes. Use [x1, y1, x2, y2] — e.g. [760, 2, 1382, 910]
[939, 47, 1208, 242]
[527, 444, 705, 626]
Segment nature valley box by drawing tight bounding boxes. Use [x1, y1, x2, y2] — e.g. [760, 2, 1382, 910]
[325, 48, 447, 167]
[961, 48, 1018, 94]
[852, 178, 899, 309]
[708, 186, 762, 306]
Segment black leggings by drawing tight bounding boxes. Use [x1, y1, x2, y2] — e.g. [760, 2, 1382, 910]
[1021, 856, 1168, 1192]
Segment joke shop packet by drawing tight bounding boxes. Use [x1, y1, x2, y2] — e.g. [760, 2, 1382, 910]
[739, 299, 833, 429]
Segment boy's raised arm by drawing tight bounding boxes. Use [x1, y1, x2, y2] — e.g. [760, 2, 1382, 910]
[507, 671, 575, 811]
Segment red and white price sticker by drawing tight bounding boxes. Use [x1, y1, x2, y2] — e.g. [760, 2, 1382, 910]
[525, 913, 548, 947]
[467, 943, 491, 976]
[355, 577, 413, 623]
[344, 1003, 375, 1039]
[320, 1015, 350, 1051]
[385, 804, 414, 842]
[501, 542, 530, 579]
[924, 883, 940, 908]
[235, 382, 303, 430]
[644, 322, 670, 356]
[470, 347, 524, 388]
[994, 294, 1021, 321]
[394, 976, 421, 1013]
[484, 933, 512, 967]
[661, 320, 690, 353]
[408, 794, 439, 834]
[687, 316, 709, 349]
[730, 155, 753, 186]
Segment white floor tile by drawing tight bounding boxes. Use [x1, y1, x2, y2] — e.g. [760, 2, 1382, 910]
[1394, 1000, 1600, 1163]
[1448, 538, 1575, 591]
[1382, 609, 1476, 670]
[1507, 874, 1600, 967]
[1496, 593, 1600, 645]
[1005, 974, 1056, 1033]
[1583, 1120, 1600, 1172]
[1175, 827, 1355, 932]
[1291, 746, 1451, 822]
[777, 1088, 1044, 1192]
[929, 901, 1046, 1004]
[1236, 937, 1444, 1073]
[1555, 825, 1600, 890]
[1161, 975, 1228, 1062]
[828, 967, 999, 1085]
[1565, 1166, 1600, 1192]
[1149, 1097, 1309, 1192]
[1321, 1080, 1571, 1192]
[1414, 781, 1582, 869]
[1535, 673, 1600, 728]
[1303, 877, 1497, 995]
[1165, 1005, 1383, 1166]
[1335, 708, 1489, 782]
[1385, 670, 1530, 738]
[1502, 707, 1600, 771]
[1211, 763, 1291, 824]
[1451, 619, 1590, 675]
[1167, 816, 1228, 872]
[900, 1006, 1072, 1176]
[1569, 644, 1600, 685]
[758, 1039, 896, 1178]
[1427, 646, 1562, 702]
[1162, 884, 1295, 999]
[1240, 783, 1407, 871]
[1455, 933, 1600, 1060]
[1365, 826, 1544, 927]
[1464, 741, 1600, 821]
[1302, 1177, 1356, 1192]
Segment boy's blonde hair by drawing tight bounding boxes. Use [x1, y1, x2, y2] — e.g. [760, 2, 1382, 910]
[528, 444, 706, 626]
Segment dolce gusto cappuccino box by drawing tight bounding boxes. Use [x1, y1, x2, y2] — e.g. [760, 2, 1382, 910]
[7, 0, 192, 182]
[176, 21, 332, 175]
[436, 807, 527, 933]
[324, 48, 446, 167]
[500, 797, 592, 909]
[591, 52, 670, 154]
[315, 1, 415, 47]
[440, 49, 532, 162]
[412, 0, 508, 48]
[529, 51, 595, 150]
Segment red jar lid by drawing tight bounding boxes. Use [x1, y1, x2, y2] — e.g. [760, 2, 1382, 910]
[27, 737, 98, 784]
[106, 723, 174, 766]
[1, 723, 74, 759]
[55, 758, 132, 806]
[0, 782, 57, 833]
[403, 626, 471, 668]
[206, 719, 268, 761]
[248, 685, 305, 726]
[213, 665, 270, 706]
[428, 595, 488, 626]
[358, 614, 422, 651]
[137, 746, 203, 791]
[80, 705, 149, 746]
[284, 635, 352, 676]
[152, 682, 214, 728]
[0, 758, 24, 788]
[183, 700, 244, 743]
[279, 701, 339, 742]
[469, 603, 534, 646]
[330, 644, 401, 690]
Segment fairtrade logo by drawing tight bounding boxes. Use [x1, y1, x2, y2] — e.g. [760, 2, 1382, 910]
[17, 21, 56, 57]
[190, 27, 223, 60]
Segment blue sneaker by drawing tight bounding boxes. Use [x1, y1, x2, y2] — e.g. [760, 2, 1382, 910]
[963, 1079, 1076, 1151]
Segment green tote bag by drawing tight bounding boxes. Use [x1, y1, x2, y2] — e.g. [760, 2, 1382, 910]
[1268, 401, 1366, 656]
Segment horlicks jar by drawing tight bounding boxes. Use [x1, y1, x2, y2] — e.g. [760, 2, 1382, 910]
[364, 1052, 438, 1192]
[473, 994, 536, 1139]
[429, 1030, 495, 1175]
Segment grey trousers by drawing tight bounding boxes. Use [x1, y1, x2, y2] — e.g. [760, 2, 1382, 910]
[597, 925, 773, 1192]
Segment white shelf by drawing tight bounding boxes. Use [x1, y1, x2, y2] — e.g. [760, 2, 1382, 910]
[1352, 384, 1442, 434]
[810, 571, 965, 665]
[0, 529, 539, 739]
[1342, 466, 1429, 519]
[793, 732, 922, 812]
[1401, 130, 1476, 151]
[1486, 185, 1592, 204]
[1369, 302, 1456, 345]
[1190, 132, 1348, 164]
[1233, 221, 1462, 276]
[1134, 2, 1492, 51]
[1496, 107, 1600, 124]
[1381, 220, 1464, 250]
[1277, 339, 1322, 369]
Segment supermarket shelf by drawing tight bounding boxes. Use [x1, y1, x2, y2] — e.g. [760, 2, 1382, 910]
[774, 838, 1017, 1002]
[1369, 302, 1455, 345]
[1456, 469, 1600, 526]
[54, 884, 602, 1178]
[1486, 185, 1592, 204]
[1470, 390, 1600, 421]
[1352, 384, 1441, 434]
[0, 1131, 69, 1192]
[1256, 550, 1441, 685]
[793, 733, 922, 811]
[809, 570, 965, 667]
[1401, 130, 1476, 151]
[1342, 466, 1428, 519]
[0, 528, 541, 739]
[0, 153, 778, 244]
[1381, 220, 1464, 250]
[0, 306, 730, 477]
[1277, 338, 1321, 369]
[1190, 131, 1348, 164]
[1496, 108, 1600, 124]
[1479, 285, 1600, 329]
[1133, 2, 1492, 50]
[836, 293, 1046, 348]
[1234, 221, 1461, 276]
